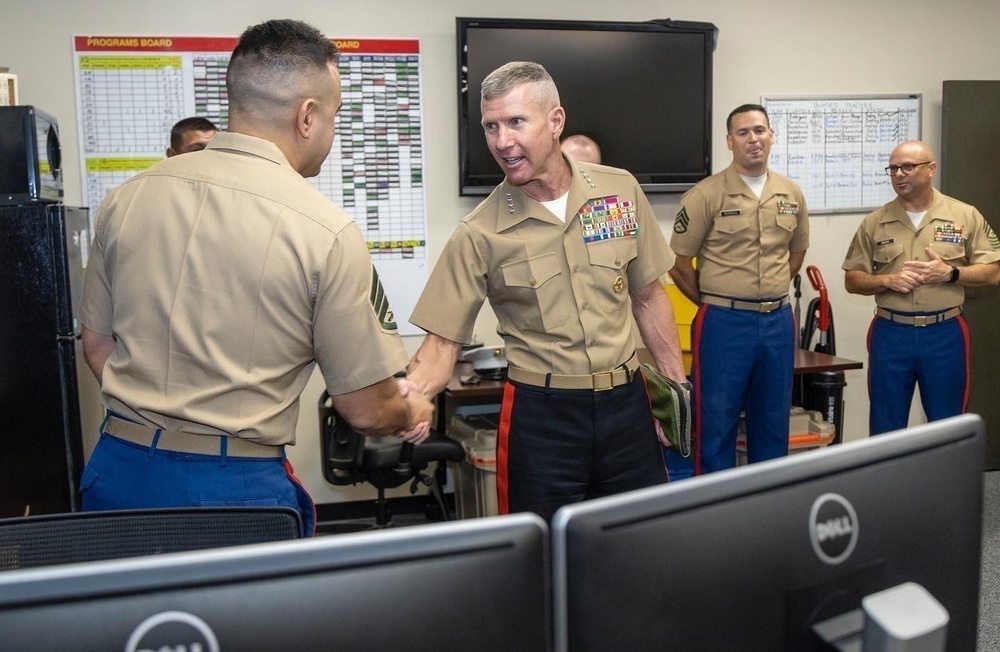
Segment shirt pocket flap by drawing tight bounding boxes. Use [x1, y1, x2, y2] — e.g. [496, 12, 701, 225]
[501, 252, 562, 289]
[873, 244, 905, 265]
[586, 238, 637, 270]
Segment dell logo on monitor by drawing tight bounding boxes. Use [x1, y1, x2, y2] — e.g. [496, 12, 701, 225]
[125, 610, 220, 652]
[809, 493, 859, 565]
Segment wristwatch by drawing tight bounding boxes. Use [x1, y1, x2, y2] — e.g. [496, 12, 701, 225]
[947, 266, 960, 284]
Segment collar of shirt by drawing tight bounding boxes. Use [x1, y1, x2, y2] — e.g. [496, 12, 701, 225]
[882, 188, 952, 228]
[205, 132, 293, 169]
[495, 165, 605, 232]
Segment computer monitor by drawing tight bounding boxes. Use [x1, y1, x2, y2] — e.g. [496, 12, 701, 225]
[551, 414, 985, 652]
[0, 513, 550, 650]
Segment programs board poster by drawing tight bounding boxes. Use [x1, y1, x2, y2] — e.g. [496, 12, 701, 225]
[73, 35, 427, 333]
[762, 94, 921, 214]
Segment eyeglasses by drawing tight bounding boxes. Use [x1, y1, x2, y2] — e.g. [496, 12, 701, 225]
[884, 161, 931, 175]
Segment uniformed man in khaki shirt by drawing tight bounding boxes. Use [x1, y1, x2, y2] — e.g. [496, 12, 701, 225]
[669, 103, 809, 476]
[843, 139, 1000, 435]
[405, 62, 686, 522]
[165, 116, 217, 157]
[79, 19, 433, 535]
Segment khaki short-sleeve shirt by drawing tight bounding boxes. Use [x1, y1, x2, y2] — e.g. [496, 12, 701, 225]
[670, 164, 809, 298]
[842, 189, 1000, 312]
[410, 161, 673, 375]
[80, 133, 407, 444]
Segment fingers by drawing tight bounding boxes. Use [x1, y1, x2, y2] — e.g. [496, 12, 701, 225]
[653, 419, 671, 448]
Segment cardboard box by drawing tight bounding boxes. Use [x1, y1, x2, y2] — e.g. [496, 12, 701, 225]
[0, 73, 17, 106]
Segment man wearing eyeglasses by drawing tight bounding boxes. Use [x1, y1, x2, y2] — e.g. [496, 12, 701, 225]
[842, 139, 1000, 435]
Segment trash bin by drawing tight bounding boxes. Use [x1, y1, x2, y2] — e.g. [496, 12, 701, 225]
[802, 371, 846, 445]
[448, 413, 499, 519]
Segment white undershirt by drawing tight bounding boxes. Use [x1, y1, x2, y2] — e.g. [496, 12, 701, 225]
[739, 172, 768, 199]
[541, 192, 570, 222]
[906, 210, 926, 229]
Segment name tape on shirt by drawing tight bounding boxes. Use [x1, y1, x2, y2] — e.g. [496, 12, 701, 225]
[579, 195, 638, 243]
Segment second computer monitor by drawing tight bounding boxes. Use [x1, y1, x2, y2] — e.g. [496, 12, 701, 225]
[551, 414, 985, 652]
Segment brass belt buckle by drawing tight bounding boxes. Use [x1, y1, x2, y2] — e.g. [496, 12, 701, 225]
[913, 315, 929, 327]
[759, 300, 776, 313]
[592, 371, 615, 391]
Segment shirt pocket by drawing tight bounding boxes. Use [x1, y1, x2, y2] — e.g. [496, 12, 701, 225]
[926, 241, 966, 264]
[587, 238, 637, 312]
[776, 213, 797, 233]
[713, 213, 750, 235]
[500, 252, 569, 332]
[872, 243, 905, 273]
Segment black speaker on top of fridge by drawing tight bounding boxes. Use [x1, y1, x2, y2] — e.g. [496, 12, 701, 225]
[0, 203, 89, 516]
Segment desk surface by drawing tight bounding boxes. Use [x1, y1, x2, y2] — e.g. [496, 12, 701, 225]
[445, 348, 863, 396]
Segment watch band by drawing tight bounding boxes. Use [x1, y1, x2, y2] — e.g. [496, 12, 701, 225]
[947, 266, 960, 284]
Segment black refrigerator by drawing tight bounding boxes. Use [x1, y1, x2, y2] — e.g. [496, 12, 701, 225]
[0, 203, 88, 516]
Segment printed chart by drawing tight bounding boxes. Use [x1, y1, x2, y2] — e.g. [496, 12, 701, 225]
[762, 95, 921, 213]
[73, 35, 428, 332]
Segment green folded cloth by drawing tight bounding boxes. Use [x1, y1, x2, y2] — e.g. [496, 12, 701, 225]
[639, 363, 692, 458]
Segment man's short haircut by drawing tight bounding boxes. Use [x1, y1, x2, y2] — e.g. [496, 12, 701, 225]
[481, 61, 560, 110]
[169, 117, 218, 150]
[226, 19, 340, 119]
[726, 103, 770, 133]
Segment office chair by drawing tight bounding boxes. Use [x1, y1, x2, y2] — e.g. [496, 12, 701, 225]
[0, 506, 303, 571]
[319, 391, 464, 528]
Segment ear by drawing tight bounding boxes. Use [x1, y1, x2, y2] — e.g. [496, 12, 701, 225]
[296, 98, 318, 139]
[165, 147, 176, 158]
[726, 132, 734, 152]
[550, 106, 566, 139]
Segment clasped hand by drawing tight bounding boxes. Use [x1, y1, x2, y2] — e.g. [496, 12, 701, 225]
[394, 377, 434, 445]
[889, 248, 953, 293]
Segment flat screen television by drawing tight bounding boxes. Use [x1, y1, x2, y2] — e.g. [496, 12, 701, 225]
[551, 414, 985, 651]
[0, 513, 550, 651]
[457, 17, 717, 196]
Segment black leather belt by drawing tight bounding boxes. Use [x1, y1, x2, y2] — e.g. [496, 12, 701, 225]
[104, 414, 283, 458]
[701, 294, 790, 313]
[507, 354, 640, 391]
[875, 306, 963, 327]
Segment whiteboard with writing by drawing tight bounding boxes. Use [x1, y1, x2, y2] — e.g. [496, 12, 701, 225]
[762, 95, 921, 214]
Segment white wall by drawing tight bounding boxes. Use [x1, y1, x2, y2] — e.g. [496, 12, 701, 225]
[3, 0, 998, 503]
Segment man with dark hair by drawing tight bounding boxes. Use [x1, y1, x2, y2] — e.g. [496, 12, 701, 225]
[404, 61, 686, 522]
[843, 139, 1000, 434]
[669, 103, 809, 476]
[166, 116, 217, 157]
[79, 19, 433, 535]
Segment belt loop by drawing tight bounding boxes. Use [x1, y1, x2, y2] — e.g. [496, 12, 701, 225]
[220, 437, 228, 467]
[544, 372, 552, 390]
[149, 429, 162, 457]
[99, 410, 112, 436]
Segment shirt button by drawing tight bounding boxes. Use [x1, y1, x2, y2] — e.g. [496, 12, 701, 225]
[615, 257, 622, 266]
[588, 339, 596, 347]
[529, 277, 537, 287]
[582, 302, 589, 311]
[573, 265, 580, 273]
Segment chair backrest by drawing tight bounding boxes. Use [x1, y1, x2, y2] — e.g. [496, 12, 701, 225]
[0, 506, 302, 571]
[318, 390, 368, 486]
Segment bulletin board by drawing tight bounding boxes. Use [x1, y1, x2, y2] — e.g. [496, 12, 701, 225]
[762, 94, 921, 214]
[72, 35, 428, 333]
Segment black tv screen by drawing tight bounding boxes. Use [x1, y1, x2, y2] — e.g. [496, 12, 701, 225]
[457, 17, 717, 195]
